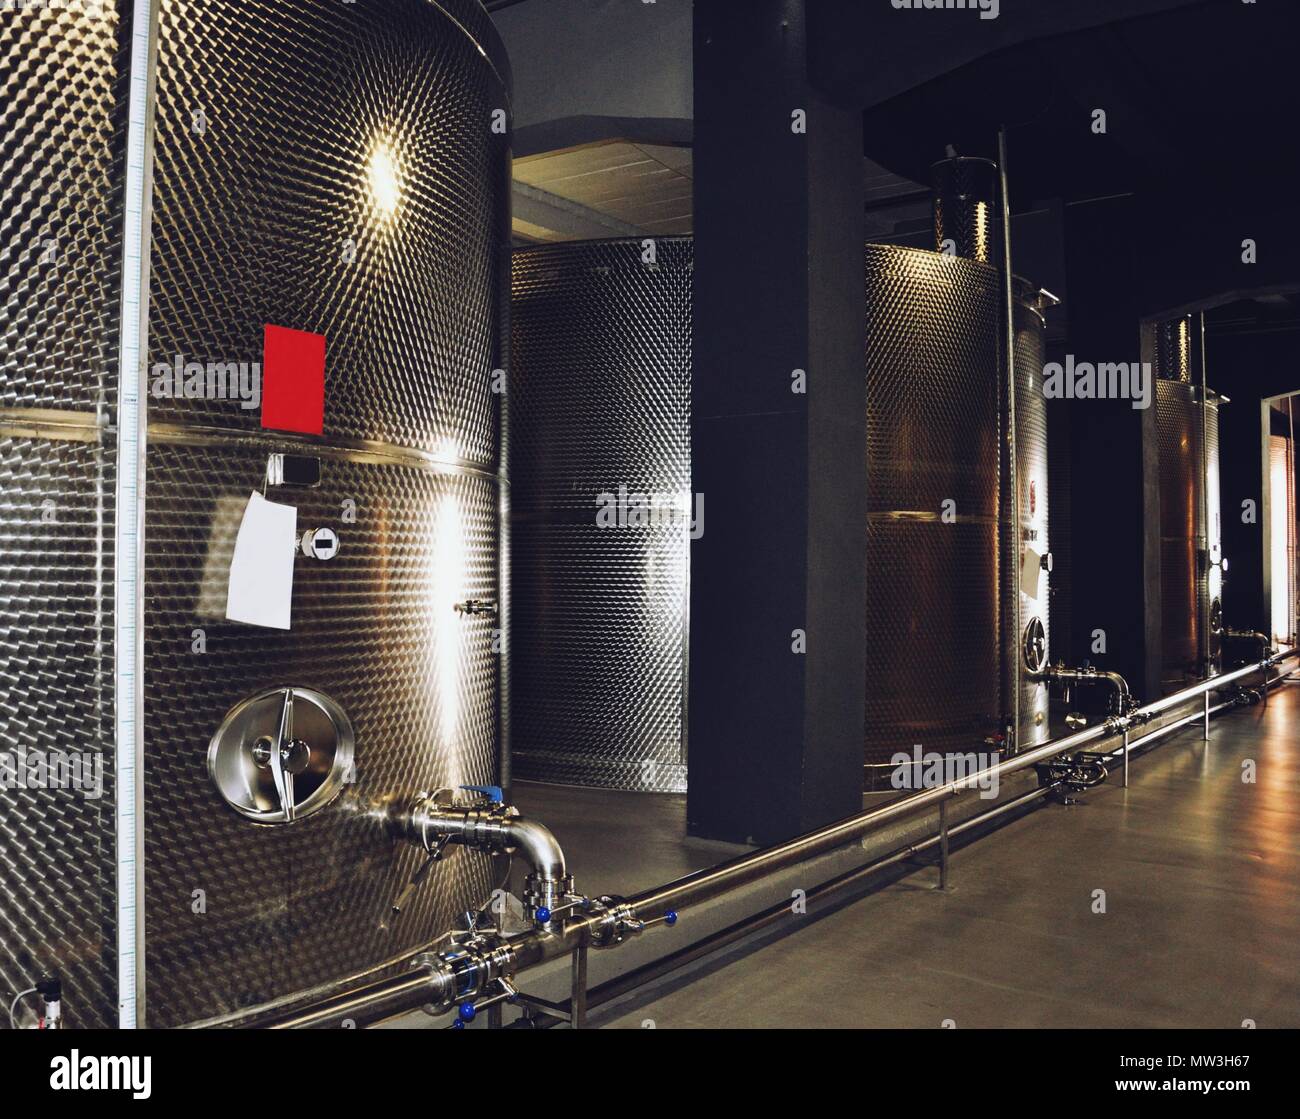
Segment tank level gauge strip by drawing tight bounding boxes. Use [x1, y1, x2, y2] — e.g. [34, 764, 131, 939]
[114, 0, 158, 1030]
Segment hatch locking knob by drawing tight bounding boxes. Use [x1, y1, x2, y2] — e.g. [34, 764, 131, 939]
[300, 527, 340, 560]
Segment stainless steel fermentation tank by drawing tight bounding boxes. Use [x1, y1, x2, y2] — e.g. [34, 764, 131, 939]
[0, 0, 510, 1028]
[1006, 281, 1054, 749]
[507, 222, 1047, 791]
[864, 156, 1052, 784]
[1149, 317, 1223, 690]
[510, 239, 691, 792]
[862, 243, 1004, 784]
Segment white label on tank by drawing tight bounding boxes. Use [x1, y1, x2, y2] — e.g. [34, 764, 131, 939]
[226, 492, 298, 630]
[1021, 546, 1043, 600]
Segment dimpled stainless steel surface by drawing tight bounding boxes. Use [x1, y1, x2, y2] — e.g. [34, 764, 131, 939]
[510, 239, 691, 793]
[1156, 379, 1206, 689]
[864, 244, 1002, 782]
[3, 0, 509, 1029]
[0, 2, 124, 1029]
[142, 439, 500, 1025]
[1153, 317, 1193, 385]
[147, 0, 509, 468]
[1006, 290, 1050, 748]
[0, 2, 123, 416]
[0, 434, 119, 1029]
[137, 0, 510, 1026]
[931, 158, 998, 266]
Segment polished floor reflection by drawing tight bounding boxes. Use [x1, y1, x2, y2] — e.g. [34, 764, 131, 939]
[524, 680, 1300, 1028]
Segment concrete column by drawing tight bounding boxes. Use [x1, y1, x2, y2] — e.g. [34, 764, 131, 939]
[687, 0, 866, 845]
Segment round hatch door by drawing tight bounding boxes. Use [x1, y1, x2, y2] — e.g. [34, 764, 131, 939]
[208, 686, 354, 823]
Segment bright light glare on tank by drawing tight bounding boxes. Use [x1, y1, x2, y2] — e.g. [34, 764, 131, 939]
[973, 203, 991, 256]
[369, 141, 402, 219]
[430, 496, 466, 779]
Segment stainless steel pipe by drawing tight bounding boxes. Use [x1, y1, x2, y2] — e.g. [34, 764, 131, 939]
[245, 647, 1297, 1029]
[398, 794, 571, 916]
[1033, 665, 1132, 714]
[265, 961, 456, 1031]
[629, 721, 1112, 922]
[630, 649, 1294, 924]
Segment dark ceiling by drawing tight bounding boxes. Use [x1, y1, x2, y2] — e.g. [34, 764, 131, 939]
[828, 0, 1297, 211]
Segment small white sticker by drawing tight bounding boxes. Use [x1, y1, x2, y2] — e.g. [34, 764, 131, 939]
[1020, 546, 1043, 600]
[226, 491, 297, 630]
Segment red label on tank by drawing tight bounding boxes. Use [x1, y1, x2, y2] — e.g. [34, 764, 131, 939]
[261, 324, 325, 435]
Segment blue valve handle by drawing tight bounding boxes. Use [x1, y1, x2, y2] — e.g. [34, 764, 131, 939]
[535, 906, 551, 924]
[458, 1002, 476, 1022]
[459, 784, 504, 804]
[665, 910, 678, 926]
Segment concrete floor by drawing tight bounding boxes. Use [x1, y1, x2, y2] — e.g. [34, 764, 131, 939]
[518, 680, 1300, 1029]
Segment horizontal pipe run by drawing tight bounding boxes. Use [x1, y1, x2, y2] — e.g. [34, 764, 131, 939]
[566, 784, 1058, 1024]
[266, 966, 450, 1031]
[627, 726, 1110, 921]
[617, 650, 1294, 923]
[1094, 703, 1231, 772]
[244, 648, 1298, 1030]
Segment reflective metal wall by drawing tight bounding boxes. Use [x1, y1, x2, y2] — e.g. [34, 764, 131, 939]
[1, 0, 511, 1028]
[510, 239, 691, 793]
[1268, 430, 1296, 646]
[864, 244, 1003, 785]
[1156, 379, 1207, 687]
[1006, 284, 1052, 748]
[1152, 314, 1222, 690]
[1207, 398, 1223, 665]
[145, 0, 510, 1028]
[0, 1, 126, 1030]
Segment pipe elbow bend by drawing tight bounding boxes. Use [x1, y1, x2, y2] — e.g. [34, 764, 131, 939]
[1102, 672, 1131, 704]
[503, 817, 567, 883]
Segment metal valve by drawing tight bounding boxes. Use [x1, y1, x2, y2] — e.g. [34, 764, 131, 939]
[36, 973, 62, 1030]
[300, 527, 340, 560]
[447, 978, 519, 1029]
[388, 786, 514, 918]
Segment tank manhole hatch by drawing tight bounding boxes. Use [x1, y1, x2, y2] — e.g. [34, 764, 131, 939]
[208, 687, 355, 823]
[1022, 617, 1048, 674]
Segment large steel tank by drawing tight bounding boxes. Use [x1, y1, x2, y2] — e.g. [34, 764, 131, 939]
[1151, 317, 1222, 690]
[863, 243, 1004, 786]
[510, 239, 691, 793]
[0, 0, 125, 1032]
[0, 0, 510, 1028]
[1005, 281, 1054, 749]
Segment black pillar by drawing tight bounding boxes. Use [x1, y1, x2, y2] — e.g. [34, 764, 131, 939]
[687, 0, 866, 846]
[1059, 196, 1162, 700]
